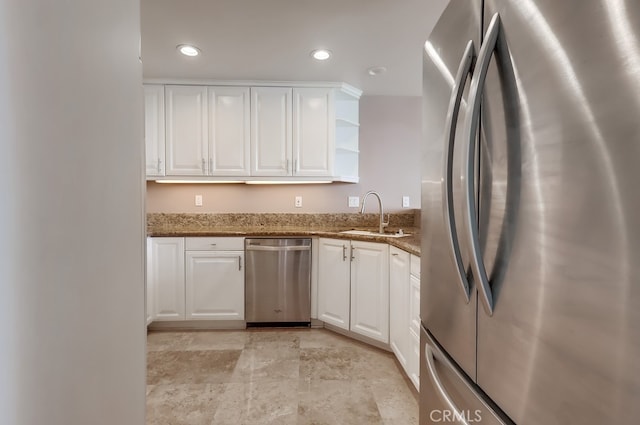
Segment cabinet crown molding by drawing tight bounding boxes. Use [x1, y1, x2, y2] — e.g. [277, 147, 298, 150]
[143, 79, 362, 98]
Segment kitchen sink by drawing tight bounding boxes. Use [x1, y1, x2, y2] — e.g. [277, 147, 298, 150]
[339, 229, 411, 238]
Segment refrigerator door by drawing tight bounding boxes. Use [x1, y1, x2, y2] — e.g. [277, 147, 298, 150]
[422, 0, 482, 379]
[475, 0, 640, 423]
[420, 327, 509, 425]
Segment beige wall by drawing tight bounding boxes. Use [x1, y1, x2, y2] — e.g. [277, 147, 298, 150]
[146, 95, 422, 213]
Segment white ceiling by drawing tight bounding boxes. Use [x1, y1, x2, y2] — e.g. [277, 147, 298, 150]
[140, 0, 449, 96]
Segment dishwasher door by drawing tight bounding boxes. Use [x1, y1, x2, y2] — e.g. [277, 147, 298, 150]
[245, 238, 311, 324]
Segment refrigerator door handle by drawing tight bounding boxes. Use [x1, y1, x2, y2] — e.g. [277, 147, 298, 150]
[464, 13, 503, 317]
[425, 342, 470, 425]
[442, 39, 476, 304]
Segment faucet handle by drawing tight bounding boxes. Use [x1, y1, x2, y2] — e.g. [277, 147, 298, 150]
[382, 213, 390, 227]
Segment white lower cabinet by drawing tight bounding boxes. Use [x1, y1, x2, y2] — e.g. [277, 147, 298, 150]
[146, 237, 245, 324]
[317, 238, 351, 330]
[147, 237, 185, 322]
[408, 255, 421, 390]
[361, 244, 419, 391]
[389, 246, 411, 369]
[317, 238, 389, 344]
[185, 249, 244, 320]
[146, 239, 154, 325]
[350, 240, 389, 343]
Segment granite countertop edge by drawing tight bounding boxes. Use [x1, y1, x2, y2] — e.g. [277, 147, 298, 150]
[148, 227, 421, 257]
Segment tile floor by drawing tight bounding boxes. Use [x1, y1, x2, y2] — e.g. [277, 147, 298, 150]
[147, 328, 418, 425]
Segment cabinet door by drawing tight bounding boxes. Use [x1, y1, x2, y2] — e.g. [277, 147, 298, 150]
[317, 238, 351, 330]
[389, 246, 410, 370]
[250, 87, 292, 176]
[165, 85, 208, 175]
[149, 237, 185, 321]
[350, 241, 389, 343]
[293, 88, 335, 176]
[409, 273, 421, 338]
[408, 330, 420, 390]
[144, 85, 165, 177]
[408, 273, 421, 390]
[146, 238, 154, 326]
[208, 87, 250, 176]
[185, 251, 244, 320]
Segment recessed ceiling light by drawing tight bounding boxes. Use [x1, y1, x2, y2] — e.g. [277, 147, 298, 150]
[311, 49, 332, 61]
[177, 44, 200, 57]
[367, 66, 387, 76]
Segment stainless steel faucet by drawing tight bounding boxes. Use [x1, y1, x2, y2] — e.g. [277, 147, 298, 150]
[360, 190, 389, 234]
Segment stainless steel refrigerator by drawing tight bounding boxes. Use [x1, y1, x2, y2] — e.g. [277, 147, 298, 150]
[420, 0, 640, 423]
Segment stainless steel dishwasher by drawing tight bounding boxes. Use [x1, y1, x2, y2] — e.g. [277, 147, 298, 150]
[245, 238, 311, 325]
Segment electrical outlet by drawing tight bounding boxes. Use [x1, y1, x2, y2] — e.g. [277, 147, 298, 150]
[402, 196, 410, 208]
[195, 195, 203, 207]
[295, 196, 303, 208]
[348, 196, 359, 208]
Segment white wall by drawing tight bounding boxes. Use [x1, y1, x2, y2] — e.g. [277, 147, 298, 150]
[146, 95, 422, 213]
[0, 1, 146, 424]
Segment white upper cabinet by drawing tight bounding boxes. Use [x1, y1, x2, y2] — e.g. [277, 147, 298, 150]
[144, 85, 165, 177]
[165, 85, 208, 175]
[250, 87, 293, 176]
[333, 90, 360, 182]
[208, 87, 250, 176]
[293, 88, 335, 176]
[146, 81, 361, 182]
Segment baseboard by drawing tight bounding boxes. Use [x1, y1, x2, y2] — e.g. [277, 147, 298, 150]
[323, 323, 392, 353]
[147, 320, 246, 331]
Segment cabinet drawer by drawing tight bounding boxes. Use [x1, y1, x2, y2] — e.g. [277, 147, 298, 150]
[185, 237, 244, 251]
[410, 254, 421, 277]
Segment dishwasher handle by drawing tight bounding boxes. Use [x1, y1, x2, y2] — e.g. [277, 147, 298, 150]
[246, 245, 311, 252]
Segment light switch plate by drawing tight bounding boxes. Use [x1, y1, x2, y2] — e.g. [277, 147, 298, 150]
[348, 196, 359, 208]
[402, 196, 410, 208]
[295, 196, 303, 208]
[195, 195, 203, 207]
